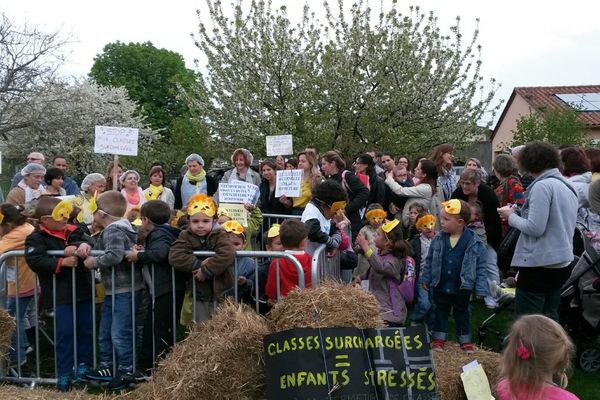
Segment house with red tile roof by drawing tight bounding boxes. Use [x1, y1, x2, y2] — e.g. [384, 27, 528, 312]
[491, 85, 600, 157]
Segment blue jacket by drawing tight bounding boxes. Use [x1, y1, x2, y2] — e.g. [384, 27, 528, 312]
[62, 176, 80, 196]
[421, 229, 488, 296]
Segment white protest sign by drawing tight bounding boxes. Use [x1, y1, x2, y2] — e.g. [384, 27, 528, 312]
[219, 203, 248, 227]
[94, 126, 139, 156]
[266, 135, 293, 156]
[275, 170, 303, 197]
[219, 181, 260, 204]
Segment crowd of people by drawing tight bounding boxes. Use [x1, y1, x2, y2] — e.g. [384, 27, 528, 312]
[1, 141, 594, 398]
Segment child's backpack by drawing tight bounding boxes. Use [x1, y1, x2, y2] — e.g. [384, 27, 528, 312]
[398, 256, 416, 304]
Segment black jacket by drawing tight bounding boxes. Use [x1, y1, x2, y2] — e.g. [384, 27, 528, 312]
[138, 224, 187, 298]
[25, 225, 94, 308]
[367, 170, 386, 207]
[173, 175, 218, 210]
[258, 180, 290, 215]
[329, 170, 369, 239]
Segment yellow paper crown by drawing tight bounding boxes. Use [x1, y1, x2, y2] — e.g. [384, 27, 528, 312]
[170, 210, 185, 227]
[217, 206, 229, 218]
[267, 224, 281, 238]
[222, 220, 245, 236]
[330, 201, 347, 215]
[382, 219, 400, 233]
[132, 218, 143, 227]
[442, 199, 462, 215]
[187, 194, 216, 217]
[0, 209, 4, 225]
[416, 214, 437, 231]
[51, 200, 73, 221]
[365, 209, 387, 223]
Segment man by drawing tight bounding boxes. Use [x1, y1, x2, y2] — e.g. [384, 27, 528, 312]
[10, 152, 45, 189]
[511, 145, 534, 190]
[52, 155, 80, 195]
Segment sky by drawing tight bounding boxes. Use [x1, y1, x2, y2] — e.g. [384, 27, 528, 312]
[4, 0, 600, 128]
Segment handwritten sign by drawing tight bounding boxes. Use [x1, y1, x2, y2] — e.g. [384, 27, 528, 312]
[94, 126, 139, 156]
[264, 324, 436, 400]
[219, 181, 260, 204]
[266, 135, 293, 156]
[219, 203, 248, 226]
[274, 170, 303, 198]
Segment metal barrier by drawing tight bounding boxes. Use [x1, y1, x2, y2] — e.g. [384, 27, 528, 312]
[0, 248, 305, 386]
[311, 244, 341, 285]
[258, 213, 302, 250]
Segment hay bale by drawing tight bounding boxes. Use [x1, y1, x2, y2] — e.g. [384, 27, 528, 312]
[0, 307, 16, 361]
[433, 343, 501, 400]
[119, 299, 270, 400]
[268, 280, 385, 332]
[0, 384, 108, 399]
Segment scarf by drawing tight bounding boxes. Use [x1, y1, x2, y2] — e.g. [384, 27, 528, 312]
[144, 184, 163, 201]
[18, 180, 47, 203]
[185, 169, 206, 184]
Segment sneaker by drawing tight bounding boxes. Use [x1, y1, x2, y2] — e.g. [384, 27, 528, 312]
[25, 346, 34, 355]
[56, 374, 71, 392]
[461, 343, 475, 354]
[431, 339, 445, 352]
[74, 363, 90, 383]
[86, 365, 113, 382]
[130, 370, 150, 383]
[107, 371, 138, 391]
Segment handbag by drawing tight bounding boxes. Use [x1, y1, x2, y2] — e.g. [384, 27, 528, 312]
[398, 256, 416, 304]
[497, 227, 520, 272]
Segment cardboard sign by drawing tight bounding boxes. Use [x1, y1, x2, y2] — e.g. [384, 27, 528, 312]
[219, 203, 248, 227]
[266, 135, 293, 156]
[264, 324, 437, 400]
[94, 126, 139, 156]
[219, 181, 259, 204]
[274, 170, 303, 197]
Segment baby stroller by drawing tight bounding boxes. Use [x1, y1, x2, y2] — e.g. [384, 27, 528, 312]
[477, 281, 516, 351]
[560, 229, 600, 373]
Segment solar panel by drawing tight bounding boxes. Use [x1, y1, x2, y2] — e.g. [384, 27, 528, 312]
[555, 93, 600, 111]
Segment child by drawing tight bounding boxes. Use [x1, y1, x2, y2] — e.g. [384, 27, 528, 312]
[217, 204, 263, 250]
[265, 218, 312, 300]
[1, 204, 35, 368]
[168, 194, 235, 322]
[354, 204, 386, 277]
[78, 191, 144, 390]
[497, 314, 579, 400]
[467, 201, 487, 245]
[405, 202, 427, 241]
[355, 219, 411, 327]
[126, 200, 185, 373]
[221, 220, 256, 300]
[410, 213, 437, 327]
[421, 199, 488, 353]
[25, 197, 94, 391]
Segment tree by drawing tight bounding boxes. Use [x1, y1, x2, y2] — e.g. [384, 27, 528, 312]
[511, 107, 588, 147]
[189, 0, 501, 159]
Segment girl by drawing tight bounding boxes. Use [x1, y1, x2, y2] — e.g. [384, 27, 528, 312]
[0, 204, 36, 367]
[354, 204, 386, 277]
[405, 202, 427, 241]
[431, 143, 456, 201]
[143, 166, 175, 209]
[497, 314, 579, 400]
[355, 218, 411, 326]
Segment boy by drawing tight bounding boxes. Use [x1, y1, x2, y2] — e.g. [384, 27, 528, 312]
[410, 213, 437, 327]
[77, 191, 144, 389]
[421, 199, 488, 353]
[221, 220, 256, 301]
[265, 218, 312, 300]
[168, 194, 235, 322]
[25, 197, 94, 392]
[126, 200, 185, 373]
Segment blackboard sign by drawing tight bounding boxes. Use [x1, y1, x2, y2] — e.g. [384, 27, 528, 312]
[264, 324, 437, 400]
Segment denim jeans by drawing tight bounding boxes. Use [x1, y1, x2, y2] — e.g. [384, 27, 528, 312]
[410, 284, 435, 328]
[99, 291, 142, 371]
[432, 291, 472, 344]
[55, 300, 94, 376]
[515, 287, 562, 322]
[6, 296, 32, 364]
[484, 245, 500, 305]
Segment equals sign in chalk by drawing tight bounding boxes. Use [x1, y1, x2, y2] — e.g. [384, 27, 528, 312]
[335, 355, 351, 368]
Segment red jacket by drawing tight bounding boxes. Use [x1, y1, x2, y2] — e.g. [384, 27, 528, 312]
[265, 252, 312, 300]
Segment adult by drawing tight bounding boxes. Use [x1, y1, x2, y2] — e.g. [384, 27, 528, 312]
[285, 158, 298, 170]
[511, 145, 534, 190]
[281, 151, 322, 215]
[384, 159, 438, 228]
[78, 173, 107, 226]
[379, 153, 396, 180]
[366, 150, 384, 176]
[498, 142, 578, 321]
[221, 148, 262, 187]
[492, 154, 525, 233]
[560, 146, 592, 221]
[10, 152, 45, 189]
[174, 154, 217, 210]
[120, 170, 145, 212]
[275, 155, 286, 170]
[44, 167, 66, 196]
[431, 144, 456, 201]
[143, 165, 175, 209]
[258, 160, 289, 216]
[584, 148, 600, 182]
[465, 157, 488, 181]
[321, 151, 369, 240]
[6, 164, 48, 205]
[51, 155, 80, 195]
[105, 162, 123, 191]
[355, 154, 385, 206]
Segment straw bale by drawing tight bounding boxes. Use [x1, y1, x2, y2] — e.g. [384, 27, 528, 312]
[433, 343, 501, 400]
[268, 280, 386, 332]
[119, 299, 270, 400]
[0, 384, 108, 399]
[0, 307, 16, 361]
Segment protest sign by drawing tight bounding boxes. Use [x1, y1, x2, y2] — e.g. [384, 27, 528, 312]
[219, 203, 248, 226]
[274, 170, 303, 197]
[94, 126, 139, 156]
[266, 135, 293, 156]
[219, 181, 260, 204]
[264, 324, 436, 400]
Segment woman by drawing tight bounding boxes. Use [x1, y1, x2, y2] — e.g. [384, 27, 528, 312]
[221, 148, 262, 187]
[465, 157, 488, 181]
[77, 173, 106, 226]
[105, 162, 123, 191]
[285, 158, 298, 170]
[44, 167, 66, 196]
[385, 159, 439, 227]
[561, 146, 592, 221]
[275, 155, 286, 170]
[143, 165, 175, 209]
[498, 142, 578, 321]
[584, 148, 600, 182]
[355, 154, 385, 206]
[120, 170, 145, 211]
[6, 164, 48, 205]
[281, 151, 322, 215]
[493, 154, 525, 234]
[174, 153, 217, 210]
[258, 160, 289, 216]
[431, 144, 456, 201]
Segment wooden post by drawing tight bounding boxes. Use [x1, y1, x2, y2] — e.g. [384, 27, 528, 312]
[113, 154, 119, 191]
